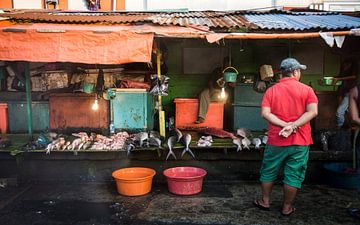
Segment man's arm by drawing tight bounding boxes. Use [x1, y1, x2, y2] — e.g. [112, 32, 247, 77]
[349, 87, 360, 126]
[261, 107, 289, 127]
[333, 76, 356, 83]
[279, 103, 318, 137]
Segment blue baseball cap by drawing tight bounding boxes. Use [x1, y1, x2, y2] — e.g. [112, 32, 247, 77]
[280, 58, 307, 72]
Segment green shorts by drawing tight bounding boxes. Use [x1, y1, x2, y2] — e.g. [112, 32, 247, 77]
[260, 145, 309, 189]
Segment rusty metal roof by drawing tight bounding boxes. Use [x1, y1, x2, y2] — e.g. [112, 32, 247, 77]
[1, 11, 154, 24]
[1, 9, 359, 31]
[0, 10, 256, 29]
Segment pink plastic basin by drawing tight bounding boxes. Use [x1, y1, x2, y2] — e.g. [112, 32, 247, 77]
[163, 167, 207, 195]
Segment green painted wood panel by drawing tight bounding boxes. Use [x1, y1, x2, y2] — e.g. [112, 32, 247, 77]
[7, 101, 49, 133]
[111, 91, 154, 130]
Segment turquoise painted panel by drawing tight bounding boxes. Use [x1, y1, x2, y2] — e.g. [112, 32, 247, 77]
[234, 83, 264, 106]
[7, 101, 49, 133]
[111, 92, 154, 130]
[233, 105, 267, 131]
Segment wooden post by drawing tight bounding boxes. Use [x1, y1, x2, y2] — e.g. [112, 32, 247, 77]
[157, 51, 165, 137]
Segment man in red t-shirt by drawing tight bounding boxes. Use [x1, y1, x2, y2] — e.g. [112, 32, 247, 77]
[253, 58, 318, 216]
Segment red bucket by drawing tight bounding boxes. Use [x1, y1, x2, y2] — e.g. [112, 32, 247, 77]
[163, 167, 207, 195]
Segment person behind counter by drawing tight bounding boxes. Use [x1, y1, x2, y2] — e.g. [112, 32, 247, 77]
[333, 57, 358, 128]
[195, 56, 236, 124]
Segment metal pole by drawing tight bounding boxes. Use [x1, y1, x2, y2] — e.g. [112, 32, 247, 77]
[24, 62, 33, 137]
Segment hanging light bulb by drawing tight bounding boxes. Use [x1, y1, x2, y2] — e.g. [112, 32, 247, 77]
[92, 99, 99, 111]
[220, 87, 226, 99]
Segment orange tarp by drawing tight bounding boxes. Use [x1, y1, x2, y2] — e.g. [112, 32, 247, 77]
[0, 22, 208, 64]
[0, 23, 154, 64]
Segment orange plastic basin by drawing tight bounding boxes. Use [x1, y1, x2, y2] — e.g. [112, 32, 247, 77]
[174, 98, 224, 129]
[112, 167, 156, 196]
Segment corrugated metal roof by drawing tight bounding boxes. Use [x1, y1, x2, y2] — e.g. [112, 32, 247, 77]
[245, 14, 360, 31]
[1, 11, 154, 24]
[150, 12, 255, 29]
[1, 10, 360, 31]
[1, 11, 255, 29]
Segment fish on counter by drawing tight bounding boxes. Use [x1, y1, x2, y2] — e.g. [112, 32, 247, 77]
[45, 137, 66, 154]
[198, 127, 237, 139]
[252, 138, 262, 149]
[259, 135, 268, 145]
[233, 138, 242, 152]
[125, 142, 135, 156]
[175, 128, 183, 142]
[134, 132, 148, 147]
[236, 128, 253, 138]
[181, 133, 195, 159]
[197, 136, 213, 147]
[149, 130, 161, 140]
[242, 137, 251, 150]
[147, 137, 162, 148]
[166, 136, 177, 160]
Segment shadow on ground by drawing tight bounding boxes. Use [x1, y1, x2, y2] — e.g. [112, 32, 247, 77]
[0, 181, 359, 225]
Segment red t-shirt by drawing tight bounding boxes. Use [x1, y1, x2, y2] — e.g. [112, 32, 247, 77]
[261, 77, 318, 146]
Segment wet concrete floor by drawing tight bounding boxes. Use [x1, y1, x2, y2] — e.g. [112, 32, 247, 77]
[0, 181, 359, 225]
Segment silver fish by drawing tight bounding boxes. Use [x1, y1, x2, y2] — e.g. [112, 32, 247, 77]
[126, 143, 135, 156]
[148, 137, 162, 148]
[70, 138, 82, 151]
[149, 131, 161, 139]
[260, 135, 268, 145]
[242, 137, 251, 150]
[45, 143, 55, 154]
[181, 134, 195, 159]
[166, 136, 177, 160]
[82, 141, 92, 150]
[62, 141, 71, 150]
[175, 128, 183, 142]
[233, 138, 242, 152]
[201, 136, 213, 142]
[252, 138, 262, 149]
[236, 128, 252, 138]
[136, 132, 148, 147]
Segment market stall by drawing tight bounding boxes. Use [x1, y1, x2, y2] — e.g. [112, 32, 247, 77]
[0, 9, 359, 162]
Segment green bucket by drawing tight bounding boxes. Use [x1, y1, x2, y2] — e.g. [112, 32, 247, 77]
[83, 82, 95, 94]
[223, 67, 239, 83]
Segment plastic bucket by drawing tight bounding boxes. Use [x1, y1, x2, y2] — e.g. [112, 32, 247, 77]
[163, 167, 207, 195]
[112, 167, 156, 196]
[82, 82, 95, 94]
[323, 163, 360, 189]
[223, 67, 238, 83]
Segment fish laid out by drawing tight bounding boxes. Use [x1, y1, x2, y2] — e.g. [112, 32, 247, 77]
[232, 138, 242, 152]
[175, 128, 183, 142]
[181, 133, 195, 159]
[260, 135, 268, 145]
[198, 127, 237, 139]
[251, 138, 262, 149]
[166, 136, 178, 160]
[236, 128, 252, 139]
[197, 135, 213, 147]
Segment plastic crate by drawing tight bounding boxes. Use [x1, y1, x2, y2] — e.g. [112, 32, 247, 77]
[174, 98, 224, 129]
[0, 103, 8, 134]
